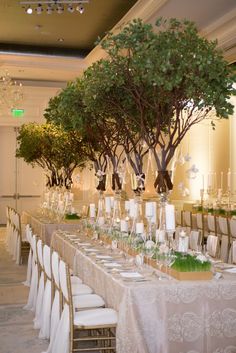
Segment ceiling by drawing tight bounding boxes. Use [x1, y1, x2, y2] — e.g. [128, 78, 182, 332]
[0, 0, 235, 85]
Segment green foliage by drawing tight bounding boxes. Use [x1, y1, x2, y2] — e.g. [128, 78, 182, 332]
[16, 123, 87, 188]
[83, 18, 236, 192]
[171, 252, 211, 272]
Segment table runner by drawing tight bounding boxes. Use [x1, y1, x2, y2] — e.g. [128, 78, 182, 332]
[52, 230, 236, 353]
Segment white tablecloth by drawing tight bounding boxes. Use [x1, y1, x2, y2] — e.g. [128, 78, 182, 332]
[52, 231, 236, 353]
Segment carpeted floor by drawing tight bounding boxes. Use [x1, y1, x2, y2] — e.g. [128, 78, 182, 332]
[0, 229, 48, 353]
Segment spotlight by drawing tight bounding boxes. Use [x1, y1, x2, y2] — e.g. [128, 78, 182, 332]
[76, 5, 84, 14]
[26, 6, 33, 14]
[35, 3, 43, 14]
[57, 4, 64, 14]
[67, 5, 74, 13]
[46, 5, 53, 14]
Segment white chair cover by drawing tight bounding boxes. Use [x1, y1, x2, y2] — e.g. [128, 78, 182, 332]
[207, 215, 216, 234]
[230, 219, 236, 238]
[39, 245, 52, 339]
[220, 235, 229, 263]
[189, 230, 199, 251]
[24, 262, 38, 311]
[23, 226, 33, 286]
[233, 240, 236, 264]
[207, 234, 218, 258]
[43, 251, 61, 353]
[51, 304, 70, 353]
[34, 239, 44, 328]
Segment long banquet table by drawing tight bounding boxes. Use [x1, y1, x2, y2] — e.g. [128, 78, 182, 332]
[52, 229, 236, 353]
[22, 211, 80, 245]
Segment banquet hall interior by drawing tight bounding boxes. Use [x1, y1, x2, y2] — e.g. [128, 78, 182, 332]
[1, 1, 236, 353]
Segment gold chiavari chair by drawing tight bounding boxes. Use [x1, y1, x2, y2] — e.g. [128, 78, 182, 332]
[53, 259, 117, 353]
[218, 216, 231, 263]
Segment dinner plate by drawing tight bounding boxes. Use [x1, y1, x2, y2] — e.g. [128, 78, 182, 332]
[103, 262, 122, 268]
[96, 255, 113, 260]
[120, 271, 143, 279]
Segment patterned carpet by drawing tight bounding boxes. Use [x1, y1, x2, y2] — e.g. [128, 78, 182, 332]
[0, 229, 48, 353]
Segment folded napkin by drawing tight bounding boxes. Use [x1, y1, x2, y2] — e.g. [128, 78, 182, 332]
[96, 255, 113, 260]
[78, 242, 91, 246]
[224, 267, 236, 274]
[103, 262, 122, 268]
[84, 248, 99, 252]
[120, 272, 143, 278]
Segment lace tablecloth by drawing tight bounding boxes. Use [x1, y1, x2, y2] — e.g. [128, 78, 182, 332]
[52, 231, 236, 353]
[22, 211, 80, 245]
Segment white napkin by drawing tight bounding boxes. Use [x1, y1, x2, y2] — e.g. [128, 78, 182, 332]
[84, 248, 99, 252]
[96, 255, 113, 260]
[120, 272, 143, 278]
[78, 242, 91, 246]
[224, 267, 236, 274]
[103, 262, 122, 268]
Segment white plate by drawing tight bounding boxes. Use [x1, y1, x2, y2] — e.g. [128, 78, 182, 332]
[84, 248, 99, 252]
[96, 255, 113, 260]
[120, 272, 143, 278]
[103, 262, 122, 268]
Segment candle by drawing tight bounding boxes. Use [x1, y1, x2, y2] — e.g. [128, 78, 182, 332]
[165, 204, 175, 231]
[125, 200, 130, 211]
[227, 169, 231, 189]
[69, 192, 74, 201]
[145, 202, 153, 218]
[208, 173, 212, 188]
[156, 229, 165, 243]
[97, 216, 105, 226]
[151, 202, 157, 224]
[220, 171, 223, 189]
[110, 197, 114, 208]
[129, 199, 135, 218]
[89, 203, 96, 218]
[120, 220, 128, 232]
[136, 222, 144, 234]
[178, 231, 189, 252]
[105, 197, 111, 213]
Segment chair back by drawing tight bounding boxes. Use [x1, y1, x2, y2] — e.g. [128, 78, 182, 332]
[59, 259, 69, 303]
[183, 211, 192, 228]
[52, 251, 60, 288]
[206, 234, 219, 258]
[189, 230, 201, 251]
[230, 218, 236, 239]
[37, 239, 44, 269]
[43, 244, 51, 279]
[207, 215, 216, 235]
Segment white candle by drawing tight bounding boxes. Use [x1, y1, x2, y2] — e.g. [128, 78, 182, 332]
[151, 202, 157, 224]
[145, 202, 153, 218]
[97, 216, 105, 226]
[120, 220, 128, 232]
[208, 173, 212, 188]
[220, 171, 223, 189]
[136, 222, 144, 234]
[156, 229, 165, 243]
[165, 204, 175, 231]
[110, 197, 114, 208]
[129, 199, 135, 218]
[69, 192, 74, 201]
[178, 231, 189, 252]
[89, 203, 96, 218]
[228, 169, 231, 189]
[71, 207, 75, 214]
[125, 200, 130, 211]
[105, 197, 111, 213]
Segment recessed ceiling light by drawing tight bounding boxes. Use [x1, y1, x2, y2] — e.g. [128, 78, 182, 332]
[76, 5, 84, 14]
[35, 4, 43, 14]
[26, 6, 33, 14]
[67, 5, 74, 13]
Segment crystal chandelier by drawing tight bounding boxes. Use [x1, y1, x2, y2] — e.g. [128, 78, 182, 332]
[0, 71, 23, 109]
[20, 1, 89, 15]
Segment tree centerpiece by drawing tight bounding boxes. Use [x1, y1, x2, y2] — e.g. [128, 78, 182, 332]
[16, 122, 87, 189]
[83, 18, 236, 195]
